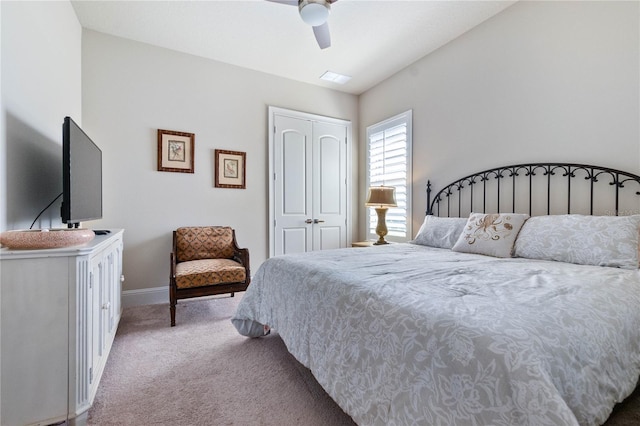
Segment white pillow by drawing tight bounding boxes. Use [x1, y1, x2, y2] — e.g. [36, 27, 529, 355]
[452, 213, 529, 258]
[412, 216, 467, 249]
[514, 214, 640, 269]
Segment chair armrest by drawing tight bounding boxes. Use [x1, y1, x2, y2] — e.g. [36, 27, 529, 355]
[231, 230, 250, 284]
[233, 247, 251, 285]
[170, 230, 178, 282]
[170, 251, 179, 292]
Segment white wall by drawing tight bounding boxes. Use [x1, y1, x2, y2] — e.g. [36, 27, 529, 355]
[3, 0, 638, 302]
[82, 30, 359, 295]
[1, 1, 82, 232]
[1, 0, 82, 421]
[359, 0, 639, 236]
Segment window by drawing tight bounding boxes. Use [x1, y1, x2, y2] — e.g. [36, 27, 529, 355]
[366, 110, 412, 242]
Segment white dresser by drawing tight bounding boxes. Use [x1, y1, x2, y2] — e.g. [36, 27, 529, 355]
[0, 229, 124, 426]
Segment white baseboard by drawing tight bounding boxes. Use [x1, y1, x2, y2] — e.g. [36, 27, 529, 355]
[122, 281, 252, 308]
[122, 286, 168, 308]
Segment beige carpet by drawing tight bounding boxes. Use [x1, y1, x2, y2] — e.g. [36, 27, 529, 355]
[88, 295, 640, 425]
[88, 295, 355, 426]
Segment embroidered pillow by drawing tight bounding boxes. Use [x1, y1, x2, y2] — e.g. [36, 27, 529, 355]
[514, 214, 640, 269]
[452, 213, 529, 258]
[411, 216, 468, 249]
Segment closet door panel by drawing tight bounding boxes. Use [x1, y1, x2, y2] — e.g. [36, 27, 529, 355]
[273, 115, 313, 255]
[312, 121, 347, 251]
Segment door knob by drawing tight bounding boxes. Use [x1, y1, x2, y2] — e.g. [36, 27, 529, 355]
[305, 219, 313, 224]
[314, 219, 325, 224]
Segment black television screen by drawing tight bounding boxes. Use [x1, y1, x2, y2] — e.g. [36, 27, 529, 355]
[61, 116, 102, 226]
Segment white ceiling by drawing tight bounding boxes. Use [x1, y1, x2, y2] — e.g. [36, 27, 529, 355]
[71, 0, 517, 95]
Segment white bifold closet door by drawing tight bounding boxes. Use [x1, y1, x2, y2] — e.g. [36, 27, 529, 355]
[270, 108, 349, 256]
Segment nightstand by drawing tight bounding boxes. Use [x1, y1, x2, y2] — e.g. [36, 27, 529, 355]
[352, 241, 375, 247]
[352, 241, 394, 247]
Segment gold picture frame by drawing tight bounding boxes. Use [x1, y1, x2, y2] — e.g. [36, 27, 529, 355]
[214, 149, 246, 189]
[157, 129, 194, 173]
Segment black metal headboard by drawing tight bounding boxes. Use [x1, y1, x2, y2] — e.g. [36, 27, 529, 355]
[427, 163, 640, 217]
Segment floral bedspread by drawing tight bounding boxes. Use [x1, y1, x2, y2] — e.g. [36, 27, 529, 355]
[232, 243, 640, 426]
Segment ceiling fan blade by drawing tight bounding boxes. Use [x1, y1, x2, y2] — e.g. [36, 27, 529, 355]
[265, 0, 298, 5]
[312, 22, 331, 49]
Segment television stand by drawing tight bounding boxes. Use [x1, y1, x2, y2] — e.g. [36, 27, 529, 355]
[1, 229, 124, 425]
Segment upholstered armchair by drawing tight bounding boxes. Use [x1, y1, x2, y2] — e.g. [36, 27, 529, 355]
[170, 226, 250, 326]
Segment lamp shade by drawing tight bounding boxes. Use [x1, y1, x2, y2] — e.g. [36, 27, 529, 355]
[365, 186, 397, 208]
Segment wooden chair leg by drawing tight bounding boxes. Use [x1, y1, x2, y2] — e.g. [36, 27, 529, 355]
[170, 302, 176, 327]
[170, 285, 177, 327]
[231, 292, 235, 297]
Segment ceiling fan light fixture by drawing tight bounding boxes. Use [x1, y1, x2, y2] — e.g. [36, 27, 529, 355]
[299, 1, 329, 26]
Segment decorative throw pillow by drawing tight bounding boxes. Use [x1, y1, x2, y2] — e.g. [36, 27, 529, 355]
[452, 213, 529, 258]
[411, 216, 468, 249]
[514, 214, 640, 269]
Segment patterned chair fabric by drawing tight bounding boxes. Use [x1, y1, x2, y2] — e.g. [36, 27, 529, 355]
[175, 258, 246, 289]
[170, 226, 250, 326]
[176, 226, 235, 262]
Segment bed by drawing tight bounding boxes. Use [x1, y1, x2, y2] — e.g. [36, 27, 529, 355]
[232, 163, 640, 426]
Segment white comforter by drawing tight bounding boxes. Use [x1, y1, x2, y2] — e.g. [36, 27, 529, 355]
[232, 243, 640, 426]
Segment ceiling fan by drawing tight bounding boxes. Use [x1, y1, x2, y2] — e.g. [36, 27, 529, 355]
[267, 0, 338, 49]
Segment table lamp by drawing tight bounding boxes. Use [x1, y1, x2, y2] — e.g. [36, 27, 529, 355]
[365, 186, 397, 245]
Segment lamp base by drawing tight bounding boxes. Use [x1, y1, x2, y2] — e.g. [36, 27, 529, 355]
[373, 207, 390, 245]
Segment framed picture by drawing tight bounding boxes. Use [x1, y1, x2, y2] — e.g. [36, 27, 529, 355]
[157, 129, 194, 173]
[215, 149, 246, 189]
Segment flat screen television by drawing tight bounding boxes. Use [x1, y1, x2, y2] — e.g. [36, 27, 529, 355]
[61, 116, 103, 227]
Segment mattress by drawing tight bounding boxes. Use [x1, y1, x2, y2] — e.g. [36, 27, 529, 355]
[232, 243, 640, 425]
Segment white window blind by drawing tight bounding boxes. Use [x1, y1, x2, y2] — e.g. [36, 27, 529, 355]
[366, 110, 412, 241]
